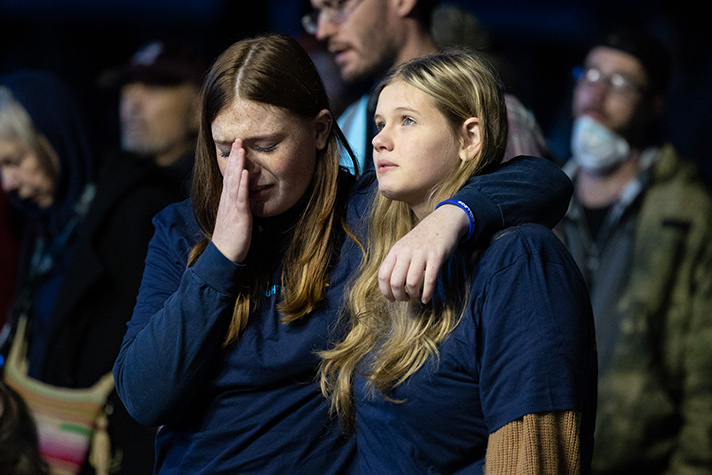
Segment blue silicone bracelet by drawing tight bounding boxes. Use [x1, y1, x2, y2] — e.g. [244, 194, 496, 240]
[435, 198, 475, 242]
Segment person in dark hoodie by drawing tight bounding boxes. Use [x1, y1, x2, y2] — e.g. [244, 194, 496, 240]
[0, 70, 179, 474]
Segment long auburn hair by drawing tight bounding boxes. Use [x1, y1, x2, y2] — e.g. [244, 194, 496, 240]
[188, 33, 357, 344]
[319, 49, 509, 429]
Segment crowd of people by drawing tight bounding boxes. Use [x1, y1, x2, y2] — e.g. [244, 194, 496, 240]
[0, 1, 711, 474]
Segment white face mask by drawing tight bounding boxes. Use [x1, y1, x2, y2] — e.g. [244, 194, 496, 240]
[571, 115, 630, 171]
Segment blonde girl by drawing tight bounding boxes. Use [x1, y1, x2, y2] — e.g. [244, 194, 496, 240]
[320, 50, 597, 474]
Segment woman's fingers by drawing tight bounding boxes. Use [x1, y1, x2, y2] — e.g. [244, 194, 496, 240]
[213, 139, 252, 263]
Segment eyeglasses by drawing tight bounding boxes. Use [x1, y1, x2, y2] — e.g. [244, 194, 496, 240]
[302, 0, 364, 35]
[573, 66, 646, 95]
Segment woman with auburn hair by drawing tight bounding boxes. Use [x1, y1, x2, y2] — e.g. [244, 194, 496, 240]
[114, 34, 575, 473]
[320, 50, 598, 474]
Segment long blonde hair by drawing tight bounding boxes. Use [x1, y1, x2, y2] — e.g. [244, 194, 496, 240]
[319, 49, 509, 429]
[188, 34, 357, 344]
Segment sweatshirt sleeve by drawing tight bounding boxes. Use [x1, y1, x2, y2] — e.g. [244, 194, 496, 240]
[113, 204, 243, 427]
[485, 411, 582, 474]
[453, 156, 573, 243]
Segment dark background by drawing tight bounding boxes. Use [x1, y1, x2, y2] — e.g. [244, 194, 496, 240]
[1, 0, 710, 182]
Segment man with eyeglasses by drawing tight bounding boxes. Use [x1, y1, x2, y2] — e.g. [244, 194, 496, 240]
[555, 27, 712, 474]
[303, 0, 549, 173]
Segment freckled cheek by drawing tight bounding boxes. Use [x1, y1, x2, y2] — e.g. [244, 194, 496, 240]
[412, 144, 436, 172]
[281, 146, 317, 179]
[281, 161, 313, 189]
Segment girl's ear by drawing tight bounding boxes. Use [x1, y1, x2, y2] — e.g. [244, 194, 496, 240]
[314, 109, 333, 151]
[459, 117, 482, 162]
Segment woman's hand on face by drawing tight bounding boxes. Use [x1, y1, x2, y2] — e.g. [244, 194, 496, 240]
[212, 139, 252, 264]
[378, 204, 469, 303]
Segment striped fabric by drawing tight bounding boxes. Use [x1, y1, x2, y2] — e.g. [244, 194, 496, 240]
[3, 317, 114, 475]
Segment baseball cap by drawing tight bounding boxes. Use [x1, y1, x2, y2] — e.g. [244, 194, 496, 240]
[99, 40, 207, 88]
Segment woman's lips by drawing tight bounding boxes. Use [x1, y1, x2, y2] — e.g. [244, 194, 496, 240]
[249, 184, 272, 199]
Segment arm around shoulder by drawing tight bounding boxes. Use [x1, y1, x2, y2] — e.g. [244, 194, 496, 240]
[453, 156, 573, 243]
[376, 157, 574, 304]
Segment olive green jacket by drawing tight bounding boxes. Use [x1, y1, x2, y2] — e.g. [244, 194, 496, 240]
[558, 145, 712, 474]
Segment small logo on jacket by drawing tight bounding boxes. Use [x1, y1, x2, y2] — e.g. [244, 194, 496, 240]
[264, 283, 329, 297]
[265, 284, 281, 297]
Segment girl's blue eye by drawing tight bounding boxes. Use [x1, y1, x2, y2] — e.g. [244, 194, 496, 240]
[402, 116, 415, 126]
[375, 121, 385, 132]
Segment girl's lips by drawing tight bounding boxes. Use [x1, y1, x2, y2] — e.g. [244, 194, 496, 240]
[377, 159, 397, 173]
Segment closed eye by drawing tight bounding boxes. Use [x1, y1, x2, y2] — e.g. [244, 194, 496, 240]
[253, 143, 278, 153]
[216, 147, 231, 158]
[216, 141, 278, 158]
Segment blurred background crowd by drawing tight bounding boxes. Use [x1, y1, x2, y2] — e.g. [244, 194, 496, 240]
[1, 0, 710, 181]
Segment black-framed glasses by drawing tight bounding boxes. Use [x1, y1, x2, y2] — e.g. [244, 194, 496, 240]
[573, 66, 646, 95]
[302, 0, 364, 35]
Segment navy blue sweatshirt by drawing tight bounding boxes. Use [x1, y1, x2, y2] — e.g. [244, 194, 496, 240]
[113, 156, 572, 474]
